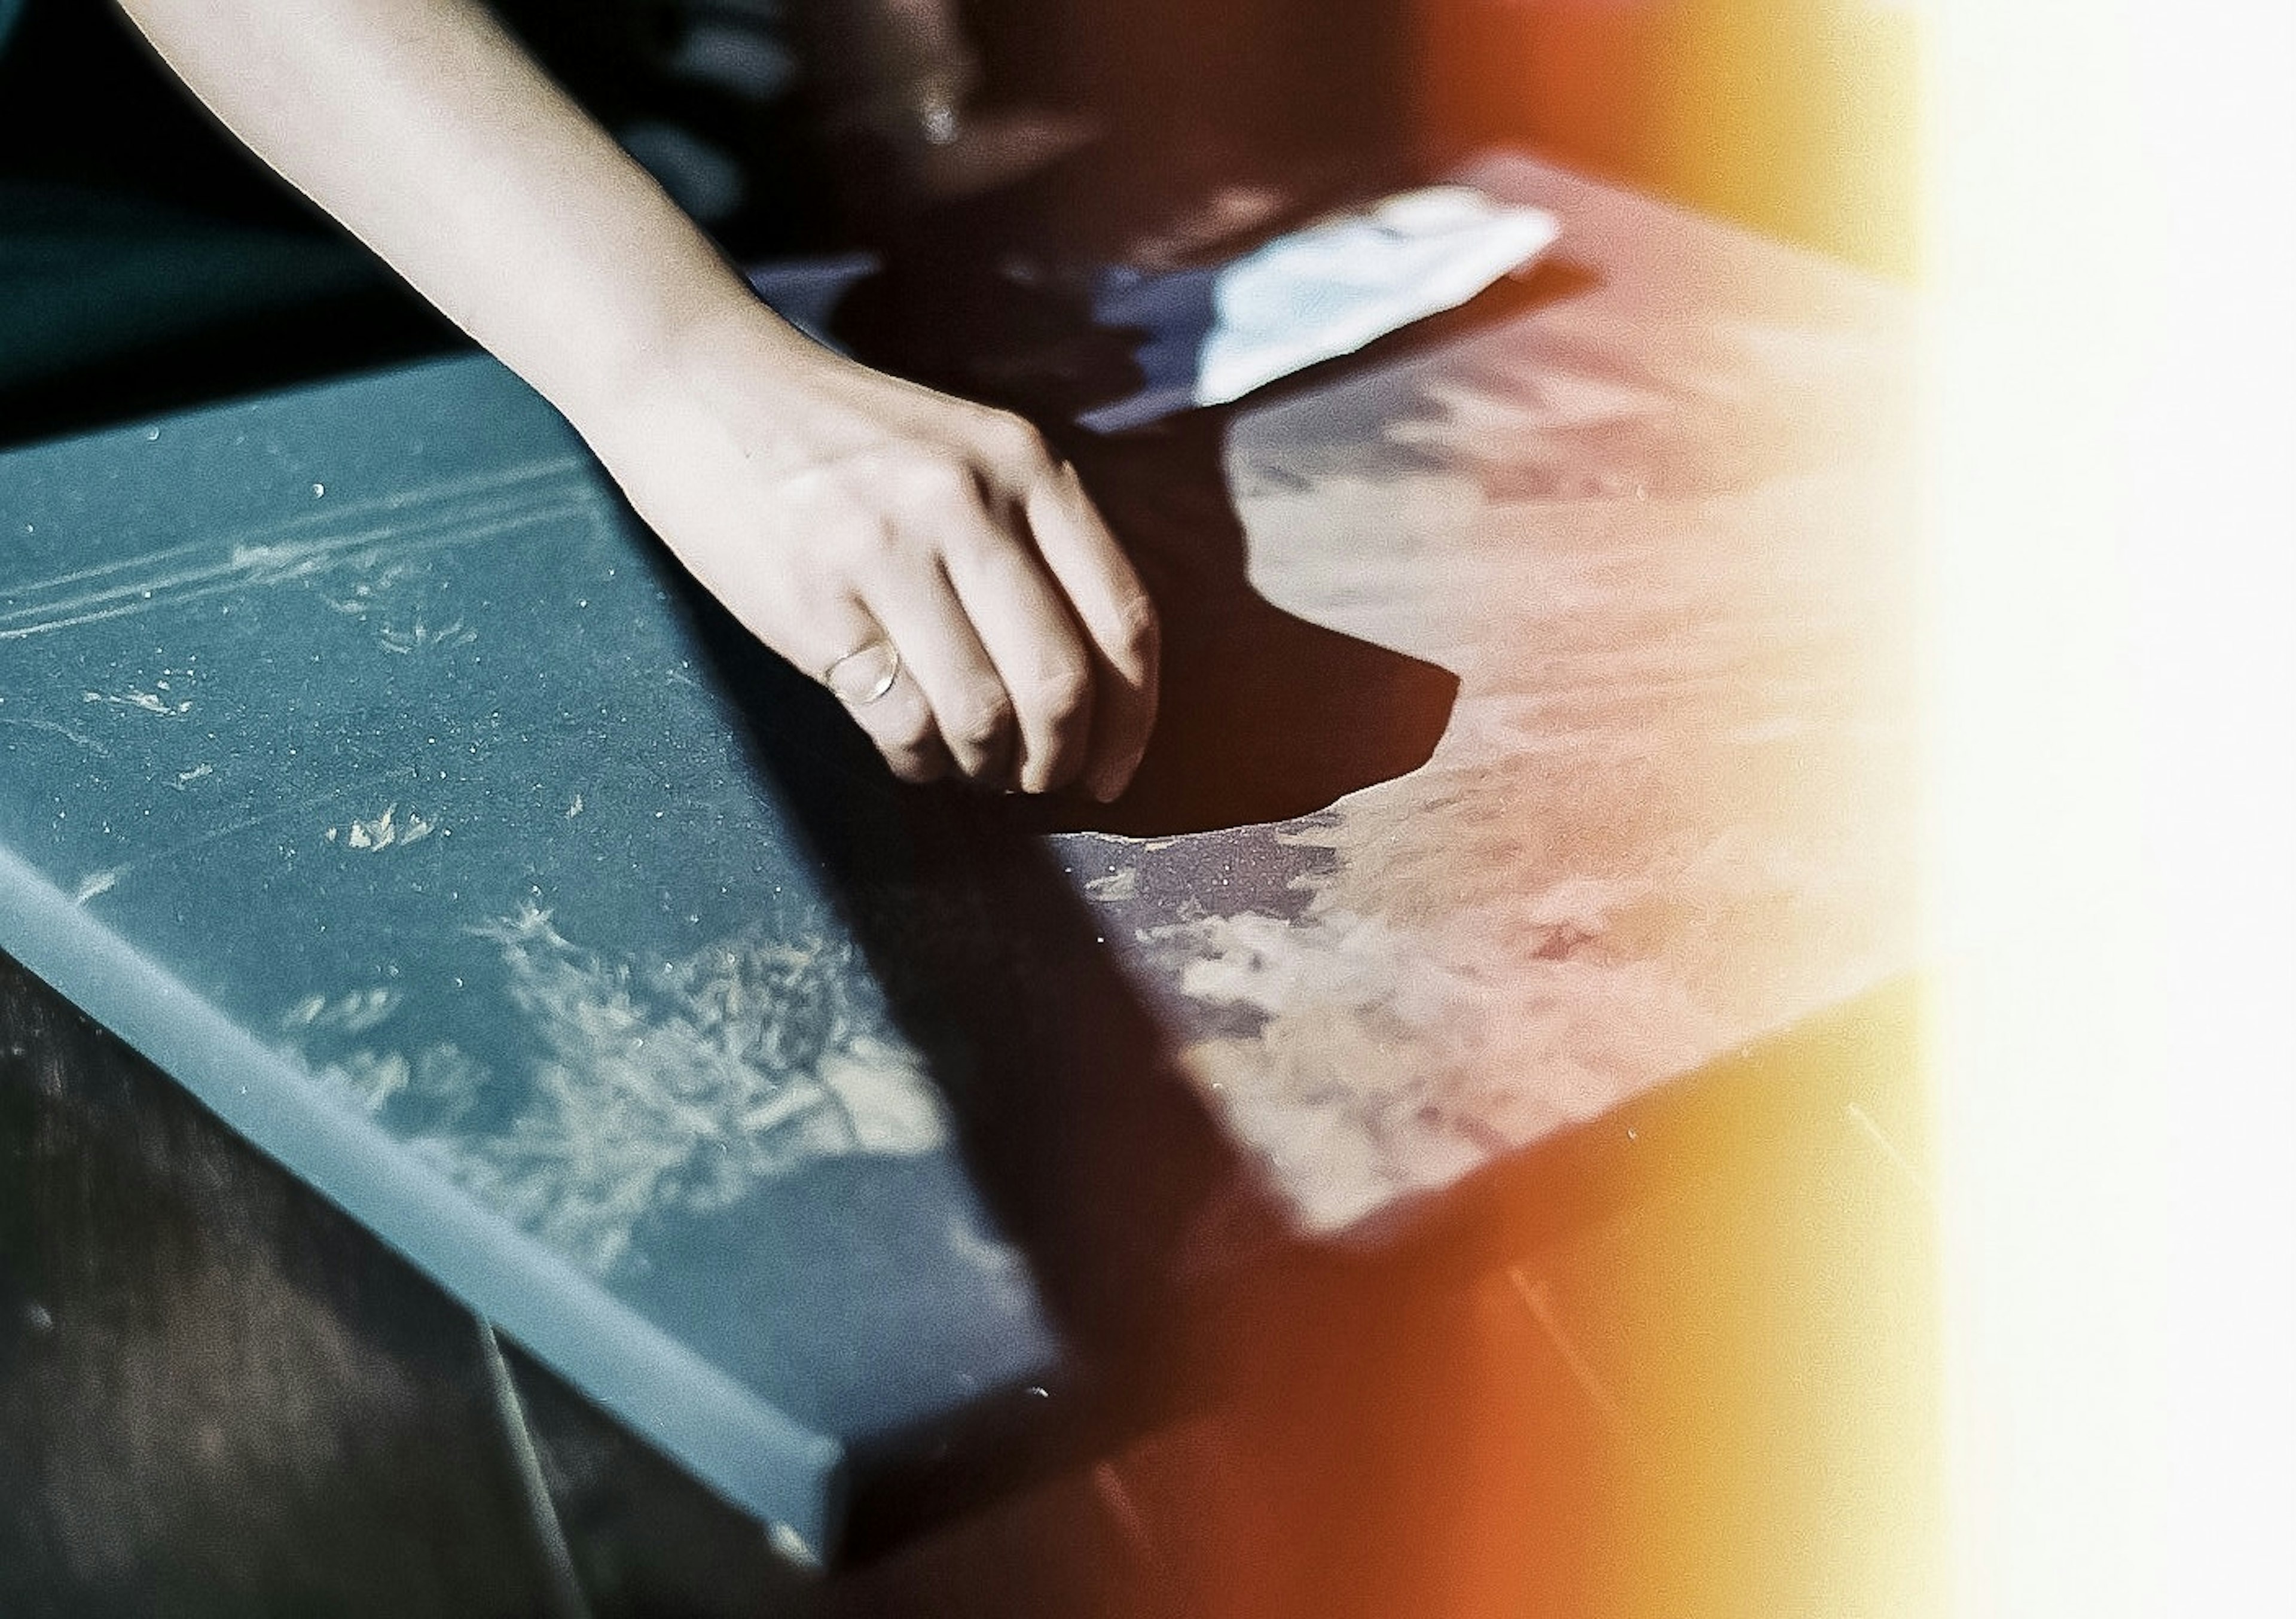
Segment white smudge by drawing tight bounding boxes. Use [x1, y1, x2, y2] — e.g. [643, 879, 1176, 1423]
[281, 987, 402, 1035]
[1082, 867, 1139, 903]
[376, 618, 476, 655]
[81, 688, 191, 717]
[331, 804, 436, 852]
[309, 904, 950, 1275]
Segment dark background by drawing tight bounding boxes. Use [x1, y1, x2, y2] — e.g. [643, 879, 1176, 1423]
[0, 0, 1912, 447]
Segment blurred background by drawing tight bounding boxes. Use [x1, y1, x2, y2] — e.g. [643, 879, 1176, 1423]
[0, 0, 1916, 445]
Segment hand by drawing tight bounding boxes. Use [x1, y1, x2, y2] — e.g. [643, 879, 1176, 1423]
[113, 0, 1152, 792]
[581, 315, 1159, 799]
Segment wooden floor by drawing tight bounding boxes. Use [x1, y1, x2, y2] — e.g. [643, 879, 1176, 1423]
[2, 947, 1935, 1618]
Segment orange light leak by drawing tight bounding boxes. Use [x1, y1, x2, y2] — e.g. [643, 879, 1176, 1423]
[1070, 987, 1934, 1619]
[1020, 5, 1941, 1615]
[1409, 0, 1921, 279]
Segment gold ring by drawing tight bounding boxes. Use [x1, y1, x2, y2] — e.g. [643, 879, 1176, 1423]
[820, 639, 902, 705]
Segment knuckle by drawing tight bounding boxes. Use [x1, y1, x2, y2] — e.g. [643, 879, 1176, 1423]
[944, 687, 1016, 755]
[979, 413, 1048, 471]
[1021, 655, 1094, 721]
[1112, 590, 1160, 661]
[874, 706, 938, 754]
[938, 512, 1008, 571]
[878, 457, 971, 518]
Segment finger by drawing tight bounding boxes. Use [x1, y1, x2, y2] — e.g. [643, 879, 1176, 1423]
[1023, 463, 1160, 801]
[941, 526, 1100, 795]
[802, 600, 952, 784]
[856, 537, 1022, 785]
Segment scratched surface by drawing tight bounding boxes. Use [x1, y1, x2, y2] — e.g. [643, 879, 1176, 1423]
[0, 151, 1916, 1579]
[0, 362, 1065, 1550]
[1040, 153, 1918, 1233]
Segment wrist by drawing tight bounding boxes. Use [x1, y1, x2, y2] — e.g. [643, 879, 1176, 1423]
[554, 274, 823, 451]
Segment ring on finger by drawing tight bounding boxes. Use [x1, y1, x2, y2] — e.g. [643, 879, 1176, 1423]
[820, 638, 903, 706]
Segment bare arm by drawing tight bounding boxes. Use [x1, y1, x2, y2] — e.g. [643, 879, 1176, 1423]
[116, 0, 1157, 798]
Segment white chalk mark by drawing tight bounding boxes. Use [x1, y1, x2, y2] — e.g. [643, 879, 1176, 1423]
[1, 501, 594, 642]
[0, 715, 109, 755]
[72, 869, 122, 905]
[81, 688, 192, 717]
[0, 455, 595, 642]
[108, 797, 350, 895]
[280, 987, 402, 1035]
[1083, 867, 1140, 903]
[1, 456, 579, 598]
[377, 618, 477, 655]
[308, 904, 957, 1275]
[337, 803, 438, 852]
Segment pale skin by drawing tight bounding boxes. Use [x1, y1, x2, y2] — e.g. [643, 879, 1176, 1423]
[115, 0, 1159, 799]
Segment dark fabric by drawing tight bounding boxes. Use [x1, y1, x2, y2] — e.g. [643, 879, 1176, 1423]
[0, 0, 822, 442]
[0, 0, 332, 228]
[0, 0, 417, 440]
[0, 183, 388, 394]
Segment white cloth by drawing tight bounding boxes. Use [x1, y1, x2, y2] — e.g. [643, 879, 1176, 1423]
[746, 184, 1562, 432]
[1194, 185, 1561, 410]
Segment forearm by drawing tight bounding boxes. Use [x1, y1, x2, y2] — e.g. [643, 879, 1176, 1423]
[117, 0, 1159, 799]
[114, 0, 802, 426]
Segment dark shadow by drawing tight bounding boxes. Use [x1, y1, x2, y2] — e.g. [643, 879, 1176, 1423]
[659, 250, 1501, 1546]
[664, 573, 1294, 1556]
[538, 218, 1584, 1563]
[1020, 410, 1463, 838]
[517, 236, 1519, 1563]
[585, 230, 1514, 1547]
[824, 247, 1467, 839]
[0, 952, 574, 1616]
[826, 246, 1155, 424]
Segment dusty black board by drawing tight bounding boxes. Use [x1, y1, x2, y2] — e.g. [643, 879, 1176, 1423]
[0, 354, 1070, 1562]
